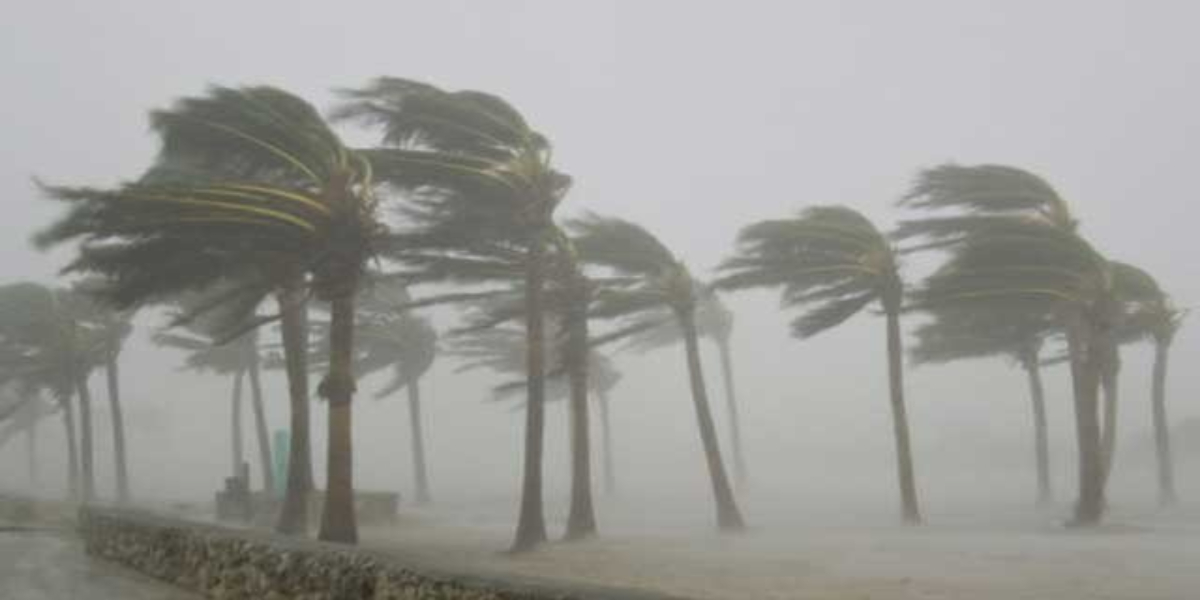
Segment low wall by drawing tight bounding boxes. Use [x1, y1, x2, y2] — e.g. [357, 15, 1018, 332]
[79, 507, 685, 600]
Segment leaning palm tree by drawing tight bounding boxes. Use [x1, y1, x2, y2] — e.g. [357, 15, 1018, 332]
[1121, 280, 1186, 505]
[569, 214, 746, 531]
[38, 85, 392, 543]
[628, 290, 748, 488]
[897, 164, 1158, 525]
[910, 306, 1057, 504]
[338, 78, 571, 551]
[718, 206, 921, 524]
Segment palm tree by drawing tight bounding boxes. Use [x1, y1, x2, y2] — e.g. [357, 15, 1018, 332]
[338, 78, 571, 551]
[910, 306, 1057, 504]
[0, 283, 106, 501]
[589, 352, 622, 496]
[0, 387, 55, 482]
[897, 164, 1159, 525]
[569, 214, 746, 531]
[718, 206, 921, 524]
[38, 86, 391, 543]
[152, 317, 272, 493]
[1123, 284, 1186, 505]
[628, 290, 748, 488]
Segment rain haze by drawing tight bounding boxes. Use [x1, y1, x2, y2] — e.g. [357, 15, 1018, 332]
[2, 2, 1199, 599]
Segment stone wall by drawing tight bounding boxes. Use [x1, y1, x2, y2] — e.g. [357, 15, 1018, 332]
[79, 507, 685, 600]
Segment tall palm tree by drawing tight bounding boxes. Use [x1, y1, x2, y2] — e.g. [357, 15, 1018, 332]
[910, 307, 1057, 504]
[38, 86, 391, 543]
[719, 206, 921, 523]
[897, 164, 1158, 525]
[628, 290, 748, 488]
[569, 214, 746, 531]
[338, 78, 571, 551]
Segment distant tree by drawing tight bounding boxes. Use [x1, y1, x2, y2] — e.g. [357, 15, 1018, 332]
[1122, 282, 1187, 505]
[719, 206, 921, 523]
[570, 214, 746, 531]
[628, 290, 748, 488]
[153, 312, 272, 493]
[0, 282, 107, 501]
[910, 307, 1056, 504]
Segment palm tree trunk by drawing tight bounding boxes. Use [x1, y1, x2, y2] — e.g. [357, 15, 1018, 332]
[61, 395, 79, 501]
[715, 337, 748, 489]
[1023, 356, 1053, 505]
[1099, 360, 1119, 482]
[679, 309, 745, 531]
[1066, 315, 1105, 526]
[247, 357, 275, 494]
[105, 356, 130, 503]
[76, 374, 95, 502]
[318, 293, 358, 544]
[231, 371, 245, 479]
[597, 390, 616, 496]
[564, 310, 597, 541]
[884, 305, 921, 524]
[512, 243, 549, 552]
[276, 285, 313, 535]
[1150, 339, 1177, 506]
[407, 380, 431, 505]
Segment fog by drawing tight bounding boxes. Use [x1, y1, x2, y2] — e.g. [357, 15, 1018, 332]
[2, 1, 1199, 598]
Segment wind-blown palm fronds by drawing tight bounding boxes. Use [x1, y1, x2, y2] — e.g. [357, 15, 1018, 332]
[569, 213, 746, 531]
[898, 163, 1157, 526]
[337, 78, 570, 551]
[718, 205, 921, 523]
[37, 85, 393, 543]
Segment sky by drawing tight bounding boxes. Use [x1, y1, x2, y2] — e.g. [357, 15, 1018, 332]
[1, 1, 1198, 522]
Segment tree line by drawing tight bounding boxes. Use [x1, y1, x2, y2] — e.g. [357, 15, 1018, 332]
[0, 79, 1185, 553]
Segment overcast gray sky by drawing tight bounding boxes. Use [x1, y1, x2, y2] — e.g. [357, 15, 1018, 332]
[2, 1, 1197, 519]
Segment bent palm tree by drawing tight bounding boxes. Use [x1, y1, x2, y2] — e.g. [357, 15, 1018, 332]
[570, 214, 746, 531]
[719, 206, 921, 524]
[911, 307, 1057, 504]
[628, 290, 748, 488]
[38, 86, 390, 543]
[897, 164, 1158, 525]
[339, 78, 571, 551]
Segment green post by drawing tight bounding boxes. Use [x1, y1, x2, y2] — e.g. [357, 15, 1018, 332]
[272, 429, 289, 499]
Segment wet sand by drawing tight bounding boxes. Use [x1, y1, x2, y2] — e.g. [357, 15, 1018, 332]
[363, 499, 1200, 600]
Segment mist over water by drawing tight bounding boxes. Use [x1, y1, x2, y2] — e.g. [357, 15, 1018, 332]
[3, 2, 1200, 598]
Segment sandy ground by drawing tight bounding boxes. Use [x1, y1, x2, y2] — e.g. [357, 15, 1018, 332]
[0, 527, 199, 600]
[361, 499, 1200, 600]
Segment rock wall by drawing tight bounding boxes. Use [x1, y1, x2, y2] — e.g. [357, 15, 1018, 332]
[79, 507, 684, 600]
